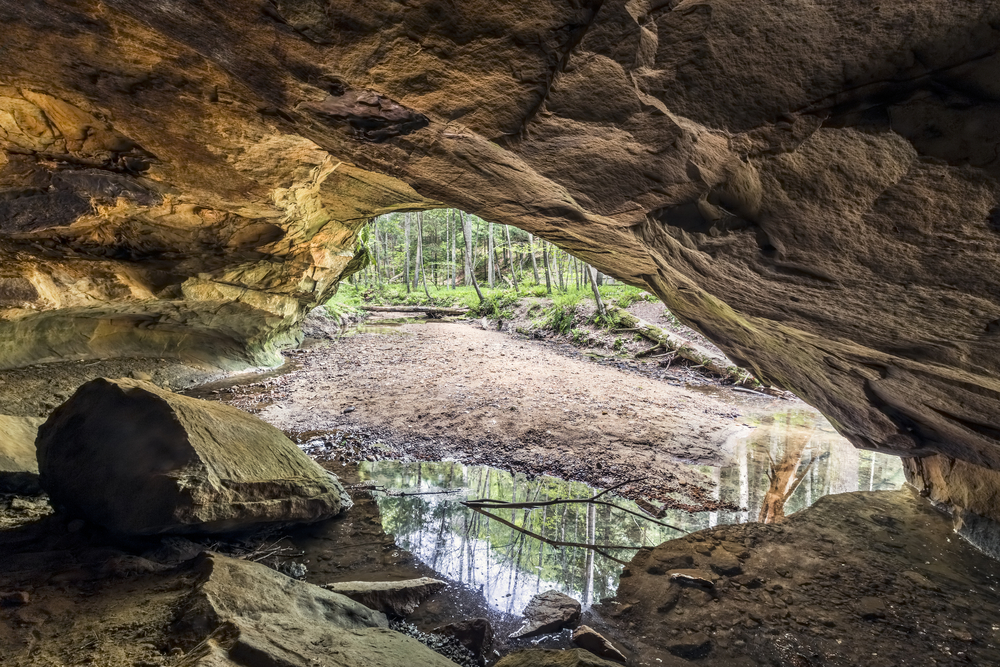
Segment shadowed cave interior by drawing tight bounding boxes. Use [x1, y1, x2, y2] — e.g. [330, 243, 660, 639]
[0, 1, 999, 666]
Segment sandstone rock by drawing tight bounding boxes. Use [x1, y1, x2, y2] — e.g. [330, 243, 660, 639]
[0, 415, 45, 494]
[1, 0, 1000, 532]
[173, 553, 458, 667]
[36, 378, 350, 534]
[571, 626, 627, 664]
[495, 649, 622, 667]
[322, 577, 446, 616]
[433, 618, 493, 663]
[510, 590, 582, 639]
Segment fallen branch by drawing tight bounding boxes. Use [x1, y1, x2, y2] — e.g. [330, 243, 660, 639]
[359, 305, 469, 315]
[609, 306, 757, 386]
[464, 477, 686, 533]
[464, 505, 634, 565]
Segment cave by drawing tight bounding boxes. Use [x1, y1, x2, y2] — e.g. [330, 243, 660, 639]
[1, 1, 999, 665]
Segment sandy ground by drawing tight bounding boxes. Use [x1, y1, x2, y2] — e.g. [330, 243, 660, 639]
[197, 313, 797, 508]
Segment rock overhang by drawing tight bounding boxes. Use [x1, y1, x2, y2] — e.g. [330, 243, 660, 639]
[0, 1, 998, 525]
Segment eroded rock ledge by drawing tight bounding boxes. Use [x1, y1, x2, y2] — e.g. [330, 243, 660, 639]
[0, 2, 998, 521]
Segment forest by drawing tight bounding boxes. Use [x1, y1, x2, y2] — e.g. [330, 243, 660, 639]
[348, 209, 615, 298]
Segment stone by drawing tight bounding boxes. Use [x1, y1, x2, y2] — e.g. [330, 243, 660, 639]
[322, 577, 446, 616]
[0, 591, 29, 608]
[35, 378, 351, 534]
[0, 415, 45, 494]
[669, 570, 718, 587]
[432, 618, 493, 662]
[130, 370, 153, 381]
[901, 570, 942, 593]
[495, 649, 623, 667]
[708, 548, 743, 577]
[172, 553, 457, 667]
[571, 626, 627, 664]
[510, 590, 582, 639]
[858, 596, 887, 620]
[666, 632, 713, 660]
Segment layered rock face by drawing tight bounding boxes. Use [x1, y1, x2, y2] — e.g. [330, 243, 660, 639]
[1, 2, 999, 522]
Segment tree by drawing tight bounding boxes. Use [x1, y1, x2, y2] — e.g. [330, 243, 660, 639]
[404, 212, 412, 294]
[528, 233, 540, 284]
[462, 210, 474, 287]
[542, 240, 552, 294]
[459, 210, 485, 302]
[487, 221, 495, 288]
[417, 211, 431, 298]
[587, 264, 607, 319]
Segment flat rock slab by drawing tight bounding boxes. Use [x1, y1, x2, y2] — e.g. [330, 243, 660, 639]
[495, 648, 623, 667]
[0, 414, 45, 494]
[323, 577, 446, 616]
[433, 618, 493, 662]
[571, 626, 627, 664]
[510, 590, 581, 639]
[36, 378, 350, 534]
[173, 553, 458, 667]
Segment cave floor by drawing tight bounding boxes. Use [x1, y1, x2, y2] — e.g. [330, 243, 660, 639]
[190, 313, 806, 507]
[0, 314, 997, 666]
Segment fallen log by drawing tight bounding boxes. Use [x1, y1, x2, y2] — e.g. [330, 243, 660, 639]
[608, 306, 758, 386]
[360, 305, 469, 315]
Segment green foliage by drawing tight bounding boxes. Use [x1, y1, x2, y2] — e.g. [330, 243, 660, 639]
[545, 301, 579, 334]
[570, 328, 592, 345]
[612, 336, 626, 352]
[472, 289, 521, 319]
[599, 284, 656, 308]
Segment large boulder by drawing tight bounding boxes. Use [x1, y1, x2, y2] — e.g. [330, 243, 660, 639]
[0, 415, 45, 494]
[174, 553, 459, 667]
[35, 378, 350, 534]
[510, 590, 582, 639]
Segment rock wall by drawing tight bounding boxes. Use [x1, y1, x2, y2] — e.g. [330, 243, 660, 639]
[1, 3, 999, 519]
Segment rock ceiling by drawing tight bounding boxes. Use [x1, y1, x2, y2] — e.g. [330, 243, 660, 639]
[0, 1, 998, 513]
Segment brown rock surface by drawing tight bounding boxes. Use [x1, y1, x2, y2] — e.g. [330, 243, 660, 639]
[0, 414, 44, 493]
[510, 590, 582, 639]
[36, 377, 350, 534]
[322, 577, 447, 616]
[0, 2, 998, 520]
[174, 553, 460, 667]
[608, 489, 1000, 666]
[571, 626, 627, 664]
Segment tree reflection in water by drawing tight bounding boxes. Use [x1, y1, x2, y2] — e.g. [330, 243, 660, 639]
[359, 410, 904, 611]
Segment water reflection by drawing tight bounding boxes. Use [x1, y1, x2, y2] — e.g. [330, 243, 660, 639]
[358, 410, 904, 612]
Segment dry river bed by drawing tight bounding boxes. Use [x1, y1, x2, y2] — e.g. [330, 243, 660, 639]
[193, 314, 787, 509]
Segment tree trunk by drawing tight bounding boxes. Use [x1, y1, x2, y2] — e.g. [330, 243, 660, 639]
[413, 212, 423, 290]
[487, 222, 495, 288]
[417, 212, 431, 298]
[462, 210, 473, 286]
[460, 210, 485, 302]
[587, 264, 607, 319]
[555, 248, 565, 291]
[528, 233, 540, 284]
[450, 209, 457, 289]
[542, 241, 552, 294]
[607, 306, 757, 385]
[404, 212, 412, 294]
[504, 225, 517, 285]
